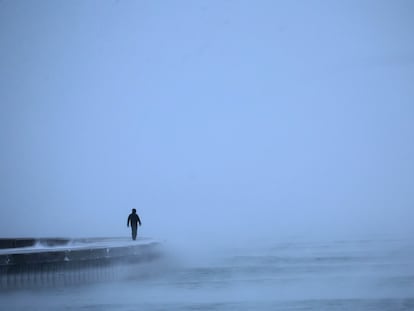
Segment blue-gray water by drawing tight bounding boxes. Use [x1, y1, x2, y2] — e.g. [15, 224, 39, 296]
[1, 238, 413, 311]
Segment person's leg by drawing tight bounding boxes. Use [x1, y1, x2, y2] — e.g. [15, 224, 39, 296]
[132, 226, 137, 240]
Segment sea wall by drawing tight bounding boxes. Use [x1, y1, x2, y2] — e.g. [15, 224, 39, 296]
[0, 238, 162, 289]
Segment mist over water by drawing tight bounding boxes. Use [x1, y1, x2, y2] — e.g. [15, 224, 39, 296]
[1, 0, 414, 309]
[1, 238, 414, 310]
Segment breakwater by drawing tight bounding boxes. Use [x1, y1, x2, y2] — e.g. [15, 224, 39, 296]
[0, 237, 162, 289]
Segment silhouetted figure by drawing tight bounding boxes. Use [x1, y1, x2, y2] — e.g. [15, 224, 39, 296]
[127, 209, 142, 240]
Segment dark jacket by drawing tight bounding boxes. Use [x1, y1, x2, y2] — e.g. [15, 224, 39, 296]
[127, 213, 141, 227]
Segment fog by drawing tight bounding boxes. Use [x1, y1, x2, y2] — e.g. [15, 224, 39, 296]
[1, 0, 414, 245]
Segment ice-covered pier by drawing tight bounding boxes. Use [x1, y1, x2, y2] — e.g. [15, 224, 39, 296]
[0, 237, 162, 289]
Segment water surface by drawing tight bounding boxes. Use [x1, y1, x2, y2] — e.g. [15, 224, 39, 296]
[1, 238, 413, 310]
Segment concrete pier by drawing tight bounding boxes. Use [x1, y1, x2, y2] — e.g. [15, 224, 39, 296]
[0, 237, 162, 289]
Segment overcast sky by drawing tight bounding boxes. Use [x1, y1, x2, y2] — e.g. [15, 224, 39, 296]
[1, 0, 413, 243]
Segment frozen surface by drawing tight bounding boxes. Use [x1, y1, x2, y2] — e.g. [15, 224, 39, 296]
[0, 237, 157, 255]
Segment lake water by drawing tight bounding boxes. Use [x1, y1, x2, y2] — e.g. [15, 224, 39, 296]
[1, 238, 413, 310]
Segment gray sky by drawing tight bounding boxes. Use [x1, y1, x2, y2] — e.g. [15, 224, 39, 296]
[1, 0, 413, 243]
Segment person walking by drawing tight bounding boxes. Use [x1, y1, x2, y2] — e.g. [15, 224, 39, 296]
[127, 208, 142, 240]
